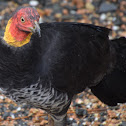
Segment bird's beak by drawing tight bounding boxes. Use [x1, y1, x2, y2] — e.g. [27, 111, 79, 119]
[34, 21, 41, 37]
[29, 21, 41, 37]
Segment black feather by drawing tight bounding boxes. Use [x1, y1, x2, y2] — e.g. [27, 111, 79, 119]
[91, 37, 126, 106]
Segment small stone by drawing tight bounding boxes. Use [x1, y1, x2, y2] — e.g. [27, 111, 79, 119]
[62, 9, 69, 15]
[55, 13, 62, 18]
[111, 119, 120, 124]
[92, 103, 99, 109]
[17, 107, 21, 111]
[9, 104, 17, 111]
[10, 113, 15, 119]
[70, 10, 76, 15]
[95, 117, 99, 121]
[84, 99, 90, 105]
[121, 24, 126, 30]
[44, 9, 52, 16]
[67, 117, 76, 125]
[0, 16, 3, 21]
[122, 17, 126, 23]
[73, 101, 82, 107]
[29, 0, 39, 7]
[72, 123, 78, 126]
[22, 103, 31, 109]
[88, 115, 95, 122]
[76, 98, 83, 104]
[112, 25, 119, 31]
[3, 112, 10, 120]
[102, 121, 107, 125]
[100, 111, 107, 116]
[82, 121, 91, 125]
[76, 108, 87, 116]
[83, 109, 88, 116]
[86, 103, 92, 108]
[72, 0, 84, 9]
[77, 9, 85, 15]
[98, 2, 117, 13]
[85, 2, 95, 12]
[99, 117, 106, 122]
[100, 13, 106, 21]
[0, 95, 5, 100]
[108, 110, 117, 118]
[78, 93, 84, 98]
[16, 120, 28, 126]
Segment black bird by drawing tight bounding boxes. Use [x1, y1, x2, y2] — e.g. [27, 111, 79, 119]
[0, 6, 126, 126]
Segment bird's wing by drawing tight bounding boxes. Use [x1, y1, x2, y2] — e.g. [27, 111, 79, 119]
[91, 37, 126, 106]
[38, 22, 111, 94]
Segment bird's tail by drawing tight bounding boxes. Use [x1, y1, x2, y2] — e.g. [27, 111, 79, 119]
[91, 37, 126, 106]
[111, 37, 126, 71]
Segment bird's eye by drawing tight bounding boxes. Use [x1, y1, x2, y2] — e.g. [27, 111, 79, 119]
[21, 17, 25, 23]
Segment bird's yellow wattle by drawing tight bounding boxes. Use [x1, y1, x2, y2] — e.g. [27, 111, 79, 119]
[3, 18, 32, 47]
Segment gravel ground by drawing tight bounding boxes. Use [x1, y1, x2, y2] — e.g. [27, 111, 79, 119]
[0, 0, 126, 125]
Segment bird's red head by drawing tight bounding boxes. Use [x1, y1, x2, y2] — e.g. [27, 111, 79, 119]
[4, 7, 41, 47]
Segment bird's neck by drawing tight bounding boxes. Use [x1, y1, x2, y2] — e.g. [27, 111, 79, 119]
[3, 18, 32, 47]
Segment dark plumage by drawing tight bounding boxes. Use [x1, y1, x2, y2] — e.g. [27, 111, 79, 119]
[1, 7, 126, 126]
[91, 37, 126, 106]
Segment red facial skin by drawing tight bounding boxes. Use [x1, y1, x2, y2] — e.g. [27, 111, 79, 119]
[9, 7, 40, 41]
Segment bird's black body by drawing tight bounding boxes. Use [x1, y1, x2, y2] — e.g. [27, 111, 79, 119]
[38, 22, 113, 94]
[0, 22, 126, 125]
[0, 22, 112, 92]
[91, 37, 126, 106]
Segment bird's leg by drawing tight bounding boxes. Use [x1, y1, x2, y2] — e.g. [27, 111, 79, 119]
[48, 115, 67, 126]
[48, 115, 54, 126]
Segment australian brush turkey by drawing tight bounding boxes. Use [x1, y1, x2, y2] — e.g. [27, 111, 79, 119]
[0, 6, 126, 126]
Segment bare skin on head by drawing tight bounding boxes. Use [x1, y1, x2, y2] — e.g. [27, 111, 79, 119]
[3, 7, 40, 47]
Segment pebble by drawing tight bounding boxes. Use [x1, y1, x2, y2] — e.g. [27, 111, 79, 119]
[0, 95, 5, 100]
[0, 16, 4, 21]
[62, 9, 69, 15]
[10, 113, 15, 119]
[29, 0, 39, 7]
[76, 98, 84, 104]
[112, 25, 120, 31]
[16, 107, 21, 111]
[98, 1, 118, 13]
[85, 2, 95, 12]
[70, 10, 76, 15]
[67, 117, 76, 125]
[99, 117, 106, 122]
[9, 104, 17, 111]
[72, 123, 78, 126]
[114, 16, 122, 25]
[3, 112, 11, 120]
[86, 103, 92, 109]
[88, 114, 95, 122]
[100, 111, 107, 116]
[100, 13, 107, 21]
[75, 108, 88, 116]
